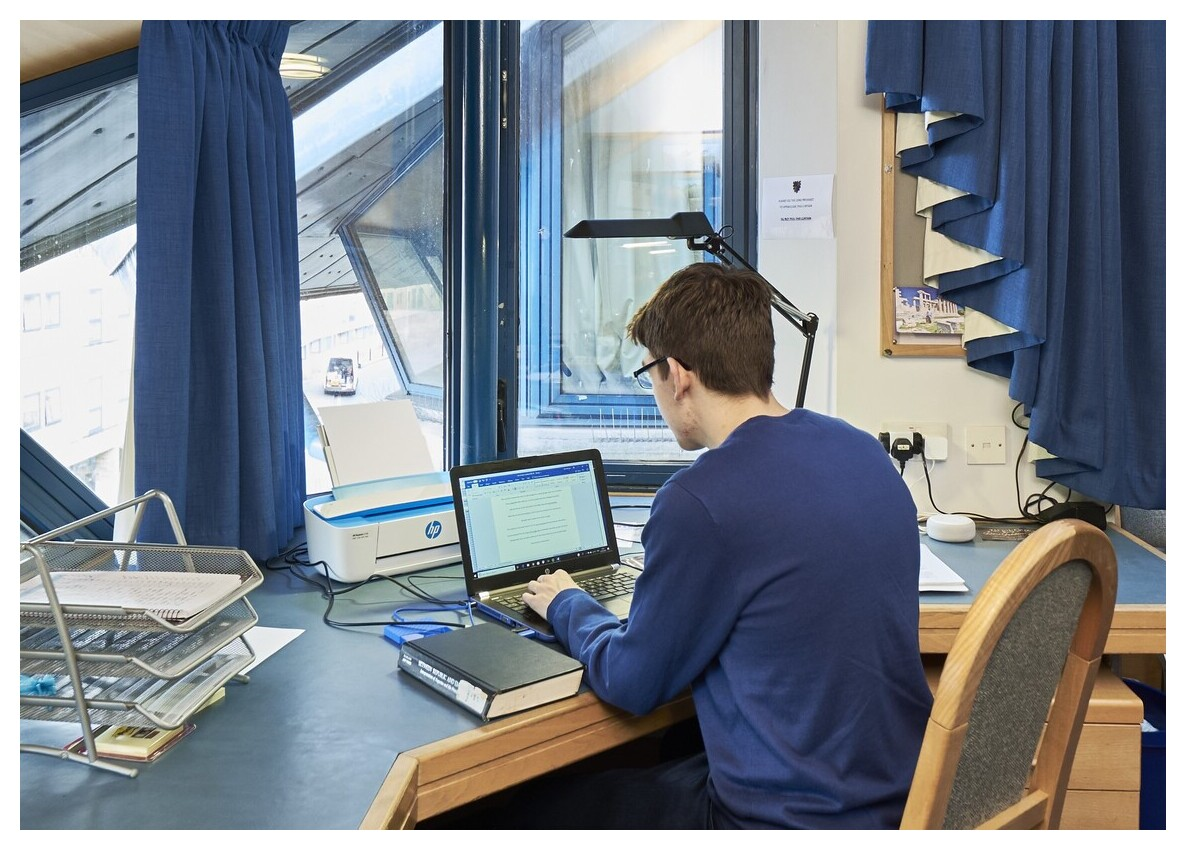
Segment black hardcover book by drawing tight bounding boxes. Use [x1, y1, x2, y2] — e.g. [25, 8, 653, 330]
[398, 622, 584, 720]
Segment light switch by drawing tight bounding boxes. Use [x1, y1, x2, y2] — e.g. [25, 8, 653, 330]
[966, 425, 1007, 465]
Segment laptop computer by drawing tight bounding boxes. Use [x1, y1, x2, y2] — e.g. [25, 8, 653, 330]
[449, 448, 641, 641]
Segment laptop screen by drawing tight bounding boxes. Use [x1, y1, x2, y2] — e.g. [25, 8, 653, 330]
[452, 452, 617, 584]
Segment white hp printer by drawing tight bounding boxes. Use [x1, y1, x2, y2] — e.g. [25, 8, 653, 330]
[303, 400, 460, 583]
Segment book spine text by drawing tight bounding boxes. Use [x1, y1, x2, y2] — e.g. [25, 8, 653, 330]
[398, 647, 492, 718]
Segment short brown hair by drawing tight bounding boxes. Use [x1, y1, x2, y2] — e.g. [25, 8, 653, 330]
[626, 262, 774, 397]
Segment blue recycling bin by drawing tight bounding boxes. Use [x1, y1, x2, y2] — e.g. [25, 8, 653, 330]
[1123, 678, 1165, 830]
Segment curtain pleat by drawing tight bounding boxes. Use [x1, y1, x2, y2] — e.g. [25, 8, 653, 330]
[866, 20, 1165, 509]
[135, 21, 304, 559]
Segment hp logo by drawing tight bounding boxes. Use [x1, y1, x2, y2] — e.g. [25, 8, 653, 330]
[424, 520, 443, 540]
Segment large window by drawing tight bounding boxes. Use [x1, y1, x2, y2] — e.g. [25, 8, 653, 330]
[20, 20, 756, 523]
[513, 21, 752, 479]
[20, 66, 138, 507]
[20, 23, 448, 506]
[287, 20, 446, 492]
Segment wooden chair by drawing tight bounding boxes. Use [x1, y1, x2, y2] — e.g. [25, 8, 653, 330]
[901, 519, 1118, 829]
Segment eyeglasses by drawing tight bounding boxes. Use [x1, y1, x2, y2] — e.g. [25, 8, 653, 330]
[633, 356, 689, 390]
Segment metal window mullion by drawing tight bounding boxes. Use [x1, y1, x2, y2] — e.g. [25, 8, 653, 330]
[448, 21, 503, 466]
[497, 23, 521, 458]
[723, 20, 759, 263]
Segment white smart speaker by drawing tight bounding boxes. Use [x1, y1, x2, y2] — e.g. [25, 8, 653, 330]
[925, 514, 977, 543]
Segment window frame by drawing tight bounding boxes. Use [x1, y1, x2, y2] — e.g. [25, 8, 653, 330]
[44, 387, 63, 426]
[87, 287, 104, 345]
[22, 293, 43, 332]
[500, 20, 759, 488]
[337, 123, 447, 404]
[516, 21, 734, 424]
[22, 392, 42, 432]
[43, 291, 62, 328]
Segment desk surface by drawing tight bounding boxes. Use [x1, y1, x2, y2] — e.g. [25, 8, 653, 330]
[20, 563, 482, 829]
[919, 527, 1166, 654]
[20, 523, 1165, 829]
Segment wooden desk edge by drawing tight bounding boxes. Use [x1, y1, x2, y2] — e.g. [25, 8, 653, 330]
[920, 604, 1164, 655]
[361, 691, 696, 829]
[360, 759, 417, 830]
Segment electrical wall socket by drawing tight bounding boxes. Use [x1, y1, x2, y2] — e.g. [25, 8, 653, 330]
[879, 421, 948, 461]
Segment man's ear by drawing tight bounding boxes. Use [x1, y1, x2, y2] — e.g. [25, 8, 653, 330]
[668, 357, 694, 399]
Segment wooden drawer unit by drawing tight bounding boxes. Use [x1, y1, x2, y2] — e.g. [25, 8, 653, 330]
[923, 659, 1142, 829]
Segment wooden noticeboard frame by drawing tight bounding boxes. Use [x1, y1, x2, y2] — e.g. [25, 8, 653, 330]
[880, 108, 966, 358]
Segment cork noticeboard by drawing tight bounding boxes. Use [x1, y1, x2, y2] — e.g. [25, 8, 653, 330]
[880, 108, 966, 357]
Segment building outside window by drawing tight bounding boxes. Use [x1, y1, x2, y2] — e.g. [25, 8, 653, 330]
[22, 294, 42, 332]
[87, 288, 104, 345]
[85, 378, 104, 437]
[20, 63, 138, 508]
[43, 387, 63, 426]
[44, 292, 61, 328]
[22, 393, 41, 432]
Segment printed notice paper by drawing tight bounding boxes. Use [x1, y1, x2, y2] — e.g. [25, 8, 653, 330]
[761, 174, 834, 239]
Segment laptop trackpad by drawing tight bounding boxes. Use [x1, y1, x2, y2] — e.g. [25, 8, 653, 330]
[601, 596, 632, 619]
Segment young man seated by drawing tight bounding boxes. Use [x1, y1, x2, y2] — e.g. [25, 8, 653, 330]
[514, 262, 933, 829]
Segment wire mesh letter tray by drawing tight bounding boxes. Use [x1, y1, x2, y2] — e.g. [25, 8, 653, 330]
[19, 490, 263, 777]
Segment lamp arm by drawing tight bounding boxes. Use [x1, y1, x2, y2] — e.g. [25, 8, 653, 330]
[686, 235, 817, 332]
[686, 232, 818, 408]
[564, 213, 819, 407]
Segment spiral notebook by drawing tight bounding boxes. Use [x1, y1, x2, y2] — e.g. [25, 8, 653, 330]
[19, 571, 243, 621]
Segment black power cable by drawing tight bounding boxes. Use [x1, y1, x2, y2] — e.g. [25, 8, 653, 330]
[1008, 402, 1113, 521]
[264, 544, 470, 631]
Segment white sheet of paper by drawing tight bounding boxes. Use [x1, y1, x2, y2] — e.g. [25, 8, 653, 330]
[761, 174, 835, 239]
[918, 543, 969, 592]
[317, 399, 434, 487]
[241, 626, 304, 673]
[614, 524, 644, 544]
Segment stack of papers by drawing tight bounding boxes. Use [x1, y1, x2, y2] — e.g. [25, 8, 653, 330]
[919, 545, 969, 592]
[19, 570, 243, 621]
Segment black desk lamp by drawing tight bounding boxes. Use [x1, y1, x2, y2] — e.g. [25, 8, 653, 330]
[564, 211, 819, 408]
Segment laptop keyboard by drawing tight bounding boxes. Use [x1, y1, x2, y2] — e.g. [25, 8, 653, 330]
[490, 570, 636, 613]
[579, 571, 637, 600]
[491, 594, 531, 613]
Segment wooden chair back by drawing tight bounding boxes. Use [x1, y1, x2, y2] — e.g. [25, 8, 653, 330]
[901, 519, 1117, 829]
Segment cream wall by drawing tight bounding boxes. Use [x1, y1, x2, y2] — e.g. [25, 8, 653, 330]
[759, 20, 1048, 520]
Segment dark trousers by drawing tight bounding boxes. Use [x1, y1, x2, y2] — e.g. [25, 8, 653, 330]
[433, 720, 715, 829]
[480, 751, 714, 830]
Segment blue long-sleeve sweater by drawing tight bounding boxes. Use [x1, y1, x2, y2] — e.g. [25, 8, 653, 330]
[548, 410, 933, 828]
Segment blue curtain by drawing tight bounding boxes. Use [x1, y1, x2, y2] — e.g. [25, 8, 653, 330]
[866, 21, 1165, 510]
[135, 21, 305, 559]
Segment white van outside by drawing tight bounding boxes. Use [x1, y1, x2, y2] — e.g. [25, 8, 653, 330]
[323, 357, 357, 395]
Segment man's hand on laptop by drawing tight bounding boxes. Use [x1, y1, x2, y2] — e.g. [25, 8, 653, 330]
[523, 569, 578, 621]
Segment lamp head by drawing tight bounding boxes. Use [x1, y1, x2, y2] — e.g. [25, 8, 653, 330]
[561, 209, 817, 408]
[563, 212, 715, 240]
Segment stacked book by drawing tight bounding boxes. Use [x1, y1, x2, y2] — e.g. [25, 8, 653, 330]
[398, 623, 584, 721]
